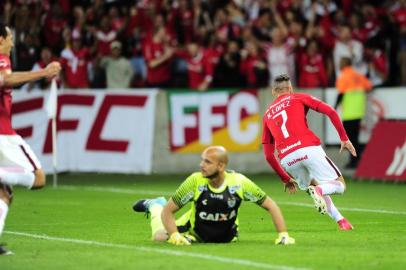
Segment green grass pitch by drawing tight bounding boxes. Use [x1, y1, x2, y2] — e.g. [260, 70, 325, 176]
[1, 173, 405, 270]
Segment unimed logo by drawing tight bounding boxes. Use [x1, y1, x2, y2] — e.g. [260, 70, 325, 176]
[386, 141, 406, 176]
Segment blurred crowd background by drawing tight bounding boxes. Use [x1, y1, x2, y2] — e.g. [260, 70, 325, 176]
[1, 0, 405, 91]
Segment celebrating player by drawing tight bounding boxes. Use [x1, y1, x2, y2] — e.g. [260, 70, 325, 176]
[0, 24, 61, 255]
[133, 145, 295, 245]
[262, 74, 356, 231]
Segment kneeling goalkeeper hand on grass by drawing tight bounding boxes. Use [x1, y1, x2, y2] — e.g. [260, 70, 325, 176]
[274, 232, 295, 245]
[168, 232, 193, 246]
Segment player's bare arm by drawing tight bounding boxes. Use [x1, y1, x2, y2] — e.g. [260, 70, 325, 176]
[161, 199, 191, 245]
[340, 140, 357, 157]
[261, 197, 288, 233]
[161, 198, 180, 235]
[0, 61, 61, 87]
[261, 197, 295, 245]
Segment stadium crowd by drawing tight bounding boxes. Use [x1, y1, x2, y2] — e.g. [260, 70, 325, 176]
[1, 0, 405, 90]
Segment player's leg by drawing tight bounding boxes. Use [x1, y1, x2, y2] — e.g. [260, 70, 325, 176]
[280, 149, 313, 191]
[306, 146, 346, 196]
[280, 148, 328, 213]
[0, 184, 13, 255]
[306, 146, 353, 230]
[132, 197, 168, 241]
[0, 136, 45, 189]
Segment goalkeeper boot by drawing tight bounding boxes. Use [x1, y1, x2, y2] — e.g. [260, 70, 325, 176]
[0, 244, 13, 256]
[307, 186, 327, 215]
[337, 218, 354, 231]
[132, 197, 167, 218]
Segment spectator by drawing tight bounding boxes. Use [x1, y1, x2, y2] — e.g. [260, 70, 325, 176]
[177, 42, 214, 91]
[213, 40, 242, 88]
[142, 14, 175, 88]
[264, 27, 295, 85]
[95, 15, 117, 57]
[100, 41, 134, 89]
[333, 25, 367, 77]
[60, 31, 91, 89]
[42, 3, 68, 53]
[14, 32, 39, 72]
[240, 41, 268, 88]
[364, 43, 388, 87]
[168, 0, 195, 45]
[298, 39, 328, 88]
[27, 47, 60, 91]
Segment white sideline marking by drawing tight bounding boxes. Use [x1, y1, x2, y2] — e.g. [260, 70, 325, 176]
[279, 202, 406, 216]
[4, 231, 309, 270]
[59, 185, 173, 196]
[58, 185, 406, 216]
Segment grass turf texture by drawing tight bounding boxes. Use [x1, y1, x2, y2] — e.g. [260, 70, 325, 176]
[1, 173, 405, 270]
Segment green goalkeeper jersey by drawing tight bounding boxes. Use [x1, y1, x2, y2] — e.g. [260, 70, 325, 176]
[171, 170, 267, 243]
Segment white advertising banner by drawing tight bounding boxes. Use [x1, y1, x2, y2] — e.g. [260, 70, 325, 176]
[167, 90, 261, 153]
[325, 87, 406, 144]
[11, 90, 158, 173]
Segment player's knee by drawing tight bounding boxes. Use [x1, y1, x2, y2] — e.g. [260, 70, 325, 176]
[337, 176, 346, 193]
[32, 169, 46, 189]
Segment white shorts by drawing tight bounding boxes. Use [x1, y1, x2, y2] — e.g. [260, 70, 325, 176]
[0, 135, 41, 171]
[280, 145, 341, 190]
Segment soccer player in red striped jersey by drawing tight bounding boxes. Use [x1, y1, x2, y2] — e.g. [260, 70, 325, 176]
[262, 74, 356, 231]
[0, 24, 61, 255]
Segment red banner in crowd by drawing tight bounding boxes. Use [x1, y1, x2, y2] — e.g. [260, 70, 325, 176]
[355, 120, 406, 182]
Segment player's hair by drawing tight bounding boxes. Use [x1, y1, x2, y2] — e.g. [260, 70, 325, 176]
[0, 23, 7, 39]
[273, 74, 291, 92]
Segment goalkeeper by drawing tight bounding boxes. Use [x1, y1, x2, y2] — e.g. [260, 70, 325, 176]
[133, 146, 295, 245]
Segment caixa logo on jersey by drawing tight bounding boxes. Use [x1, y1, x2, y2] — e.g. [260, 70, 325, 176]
[168, 90, 260, 153]
[199, 210, 237, 222]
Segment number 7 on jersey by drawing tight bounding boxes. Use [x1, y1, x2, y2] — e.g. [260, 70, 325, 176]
[273, 110, 290, 138]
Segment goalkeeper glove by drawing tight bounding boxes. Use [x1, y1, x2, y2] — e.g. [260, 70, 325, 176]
[167, 232, 191, 246]
[274, 232, 295, 245]
[183, 234, 196, 243]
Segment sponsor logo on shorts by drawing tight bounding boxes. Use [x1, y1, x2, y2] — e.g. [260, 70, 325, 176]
[287, 155, 308, 166]
[280, 140, 302, 154]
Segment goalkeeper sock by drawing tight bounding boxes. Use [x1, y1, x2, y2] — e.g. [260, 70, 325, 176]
[150, 204, 165, 238]
[323, 195, 343, 222]
[317, 181, 344, 195]
[0, 199, 9, 237]
[0, 167, 35, 189]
